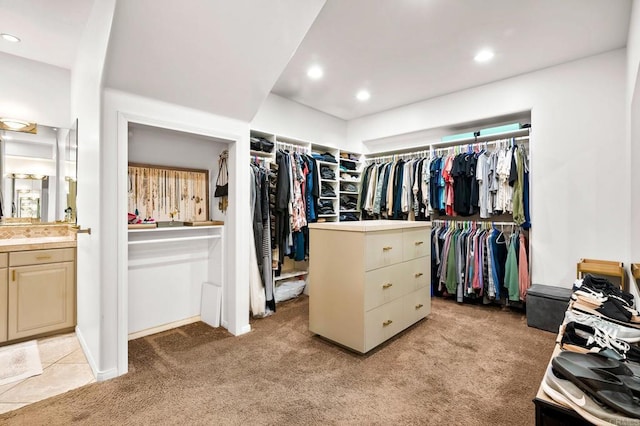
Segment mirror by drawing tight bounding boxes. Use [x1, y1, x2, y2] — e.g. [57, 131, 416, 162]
[0, 121, 77, 224]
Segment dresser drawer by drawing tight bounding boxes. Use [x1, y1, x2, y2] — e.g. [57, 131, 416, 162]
[402, 257, 429, 291]
[10, 248, 75, 267]
[0, 253, 7, 268]
[402, 228, 430, 261]
[364, 230, 403, 271]
[364, 296, 404, 352]
[364, 262, 409, 311]
[404, 287, 431, 326]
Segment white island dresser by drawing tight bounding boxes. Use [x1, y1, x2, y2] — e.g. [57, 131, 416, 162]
[308, 220, 431, 353]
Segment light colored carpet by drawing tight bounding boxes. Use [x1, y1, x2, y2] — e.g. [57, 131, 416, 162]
[0, 296, 555, 425]
[0, 340, 43, 386]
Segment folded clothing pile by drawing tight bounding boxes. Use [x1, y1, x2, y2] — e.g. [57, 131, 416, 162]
[321, 182, 336, 197]
[317, 199, 335, 215]
[340, 159, 357, 171]
[250, 136, 274, 153]
[544, 274, 640, 422]
[320, 165, 336, 180]
[340, 212, 359, 221]
[340, 194, 358, 211]
[341, 182, 358, 193]
[312, 152, 337, 163]
[340, 172, 358, 181]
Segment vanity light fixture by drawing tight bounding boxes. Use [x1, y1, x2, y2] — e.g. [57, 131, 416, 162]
[1, 33, 20, 43]
[307, 65, 323, 80]
[7, 173, 48, 180]
[474, 49, 494, 63]
[0, 118, 37, 134]
[356, 90, 371, 102]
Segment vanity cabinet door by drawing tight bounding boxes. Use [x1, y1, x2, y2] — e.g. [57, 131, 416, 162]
[8, 262, 75, 340]
[0, 269, 6, 343]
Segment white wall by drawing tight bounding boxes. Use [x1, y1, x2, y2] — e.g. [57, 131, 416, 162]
[128, 125, 227, 221]
[628, 0, 640, 262]
[0, 52, 70, 128]
[103, 88, 251, 377]
[252, 93, 347, 148]
[348, 49, 627, 288]
[70, 0, 117, 381]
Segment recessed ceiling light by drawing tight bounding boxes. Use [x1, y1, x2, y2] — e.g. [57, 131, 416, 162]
[474, 49, 494, 63]
[1, 33, 21, 43]
[307, 65, 323, 80]
[356, 90, 371, 102]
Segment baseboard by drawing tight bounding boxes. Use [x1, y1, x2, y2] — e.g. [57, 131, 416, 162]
[75, 326, 119, 382]
[127, 315, 201, 340]
[235, 324, 252, 336]
[220, 320, 251, 336]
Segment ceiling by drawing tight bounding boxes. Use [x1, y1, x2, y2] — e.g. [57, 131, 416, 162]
[0, 0, 633, 121]
[272, 0, 633, 120]
[0, 0, 92, 69]
[104, 0, 325, 122]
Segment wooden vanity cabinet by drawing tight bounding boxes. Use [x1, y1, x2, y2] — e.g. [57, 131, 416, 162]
[7, 248, 76, 341]
[0, 253, 7, 343]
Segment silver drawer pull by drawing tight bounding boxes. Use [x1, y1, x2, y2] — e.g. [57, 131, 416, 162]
[415, 304, 424, 310]
[382, 246, 393, 251]
[382, 283, 393, 289]
[414, 241, 424, 246]
[414, 272, 423, 278]
[382, 320, 393, 327]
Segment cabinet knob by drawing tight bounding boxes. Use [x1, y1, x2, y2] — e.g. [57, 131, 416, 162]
[382, 320, 393, 327]
[382, 283, 393, 289]
[415, 304, 424, 310]
[414, 272, 423, 278]
[414, 241, 424, 246]
[382, 246, 393, 251]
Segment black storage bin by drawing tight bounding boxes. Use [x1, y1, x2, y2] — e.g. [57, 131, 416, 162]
[527, 284, 573, 333]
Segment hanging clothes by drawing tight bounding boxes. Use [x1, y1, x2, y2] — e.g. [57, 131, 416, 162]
[430, 221, 527, 307]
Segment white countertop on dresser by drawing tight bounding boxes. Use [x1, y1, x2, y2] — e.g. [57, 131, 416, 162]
[308, 220, 431, 232]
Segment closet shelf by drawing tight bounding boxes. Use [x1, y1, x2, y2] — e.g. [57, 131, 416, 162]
[339, 209, 360, 213]
[339, 191, 358, 195]
[128, 235, 220, 245]
[320, 179, 337, 183]
[316, 160, 339, 166]
[317, 214, 337, 217]
[250, 149, 273, 158]
[319, 196, 338, 200]
[339, 158, 360, 164]
[274, 270, 308, 282]
[128, 225, 223, 233]
[340, 170, 361, 174]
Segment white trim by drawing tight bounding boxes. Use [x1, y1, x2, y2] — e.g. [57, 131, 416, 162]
[76, 325, 118, 382]
[116, 109, 246, 378]
[127, 315, 202, 340]
[235, 324, 252, 336]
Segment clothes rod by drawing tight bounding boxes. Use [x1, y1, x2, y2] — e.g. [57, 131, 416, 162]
[276, 141, 310, 153]
[366, 134, 529, 162]
[431, 219, 516, 226]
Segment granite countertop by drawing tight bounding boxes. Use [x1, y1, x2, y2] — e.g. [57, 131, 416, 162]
[308, 219, 431, 232]
[0, 236, 77, 252]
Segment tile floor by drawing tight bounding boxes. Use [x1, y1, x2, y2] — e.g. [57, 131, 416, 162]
[0, 333, 95, 414]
